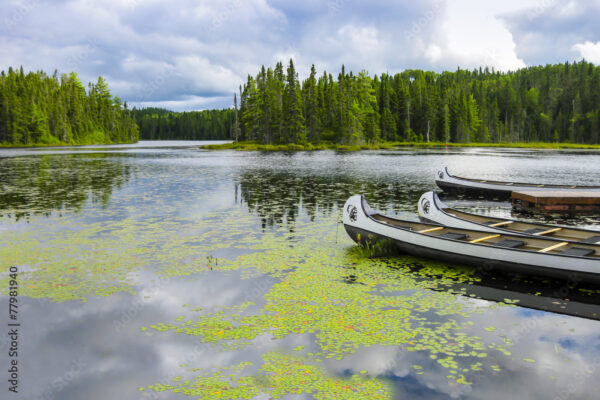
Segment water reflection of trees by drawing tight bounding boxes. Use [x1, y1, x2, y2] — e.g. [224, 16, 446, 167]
[236, 170, 428, 229]
[0, 154, 131, 221]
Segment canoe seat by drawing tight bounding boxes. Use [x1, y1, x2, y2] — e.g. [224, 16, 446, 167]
[493, 239, 525, 249]
[438, 233, 468, 241]
[579, 236, 600, 245]
[523, 228, 547, 235]
[559, 247, 595, 257]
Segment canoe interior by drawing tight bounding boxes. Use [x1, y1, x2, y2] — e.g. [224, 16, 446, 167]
[370, 213, 600, 259]
[442, 207, 600, 243]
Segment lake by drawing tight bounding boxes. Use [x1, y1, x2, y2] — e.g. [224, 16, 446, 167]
[1, 141, 600, 400]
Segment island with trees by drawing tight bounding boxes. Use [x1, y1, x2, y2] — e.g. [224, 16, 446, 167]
[204, 59, 600, 150]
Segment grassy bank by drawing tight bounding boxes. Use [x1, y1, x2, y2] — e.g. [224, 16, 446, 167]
[201, 141, 600, 151]
[393, 141, 600, 149]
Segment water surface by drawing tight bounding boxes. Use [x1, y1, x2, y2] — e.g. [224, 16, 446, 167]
[1, 141, 600, 400]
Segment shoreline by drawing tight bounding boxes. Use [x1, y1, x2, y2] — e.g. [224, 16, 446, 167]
[0, 140, 139, 149]
[200, 141, 600, 152]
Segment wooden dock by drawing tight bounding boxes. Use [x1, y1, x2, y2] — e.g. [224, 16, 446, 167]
[512, 190, 600, 214]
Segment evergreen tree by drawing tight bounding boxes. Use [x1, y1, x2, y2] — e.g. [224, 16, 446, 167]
[303, 65, 320, 143]
[0, 68, 138, 145]
[282, 59, 305, 143]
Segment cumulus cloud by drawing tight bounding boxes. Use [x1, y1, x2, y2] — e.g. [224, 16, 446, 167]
[1, 0, 599, 110]
[573, 41, 600, 64]
[501, 0, 600, 66]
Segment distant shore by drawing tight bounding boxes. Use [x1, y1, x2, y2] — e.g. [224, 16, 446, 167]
[200, 141, 600, 151]
[0, 140, 139, 149]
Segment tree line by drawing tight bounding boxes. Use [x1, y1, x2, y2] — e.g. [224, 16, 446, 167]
[4, 61, 600, 146]
[0, 67, 139, 146]
[132, 107, 234, 140]
[235, 60, 600, 145]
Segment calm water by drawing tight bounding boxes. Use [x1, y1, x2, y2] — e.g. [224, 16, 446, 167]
[1, 141, 600, 399]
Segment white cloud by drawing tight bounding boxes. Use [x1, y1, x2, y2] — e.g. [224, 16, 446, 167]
[573, 41, 600, 64]
[502, 0, 600, 65]
[431, 0, 535, 71]
[133, 95, 233, 111]
[425, 44, 442, 63]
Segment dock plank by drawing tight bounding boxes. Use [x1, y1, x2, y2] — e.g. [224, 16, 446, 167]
[512, 190, 600, 205]
[512, 190, 600, 214]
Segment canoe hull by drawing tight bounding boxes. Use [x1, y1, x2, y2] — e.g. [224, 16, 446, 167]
[344, 223, 600, 284]
[435, 179, 512, 199]
[435, 167, 600, 199]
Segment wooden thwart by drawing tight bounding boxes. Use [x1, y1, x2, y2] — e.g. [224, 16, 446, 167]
[470, 234, 501, 244]
[534, 227, 562, 236]
[418, 227, 444, 234]
[539, 242, 569, 253]
[489, 221, 514, 227]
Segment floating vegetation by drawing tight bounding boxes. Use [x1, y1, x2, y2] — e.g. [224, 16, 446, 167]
[140, 352, 391, 399]
[140, 209, 521, 396]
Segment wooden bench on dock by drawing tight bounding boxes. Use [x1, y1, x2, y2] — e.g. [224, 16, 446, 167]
[512, 190, 600, 214]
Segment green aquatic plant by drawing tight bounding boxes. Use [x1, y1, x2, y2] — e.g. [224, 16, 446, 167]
[142, 213, 517, 393]
[140, 352, 391, 399]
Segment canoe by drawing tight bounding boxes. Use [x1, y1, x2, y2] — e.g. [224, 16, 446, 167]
[418, 191, 600, 244]
[342, 195, 600, 283]
[435, 166, 600, 198]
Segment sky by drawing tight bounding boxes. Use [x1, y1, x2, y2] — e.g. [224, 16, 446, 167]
[1, 0, 600, 111]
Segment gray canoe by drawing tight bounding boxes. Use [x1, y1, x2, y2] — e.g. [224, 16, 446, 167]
[343, 194, 600, 283]
[435, 166, 600, 198]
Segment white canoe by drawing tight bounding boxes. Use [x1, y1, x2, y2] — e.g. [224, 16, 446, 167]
[418, 191, 600, 245]
[343, 195, 600, 283]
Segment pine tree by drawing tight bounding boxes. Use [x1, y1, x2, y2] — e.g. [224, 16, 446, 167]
[303, 65, 320, 143]
[283, 59, 305, 144]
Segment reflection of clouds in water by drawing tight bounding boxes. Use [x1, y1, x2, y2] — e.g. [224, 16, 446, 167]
[325, 306, 600, 399]
[462, 307, 600, 399]
[2, 144, 600, 399]
[9, 270, 280, 400]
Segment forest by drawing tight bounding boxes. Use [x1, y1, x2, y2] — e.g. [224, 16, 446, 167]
[133, 107, 234, 140]
[3, 61, 600, 146]
[236, 60, 600, 145]
[0, 67, 138, 146]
